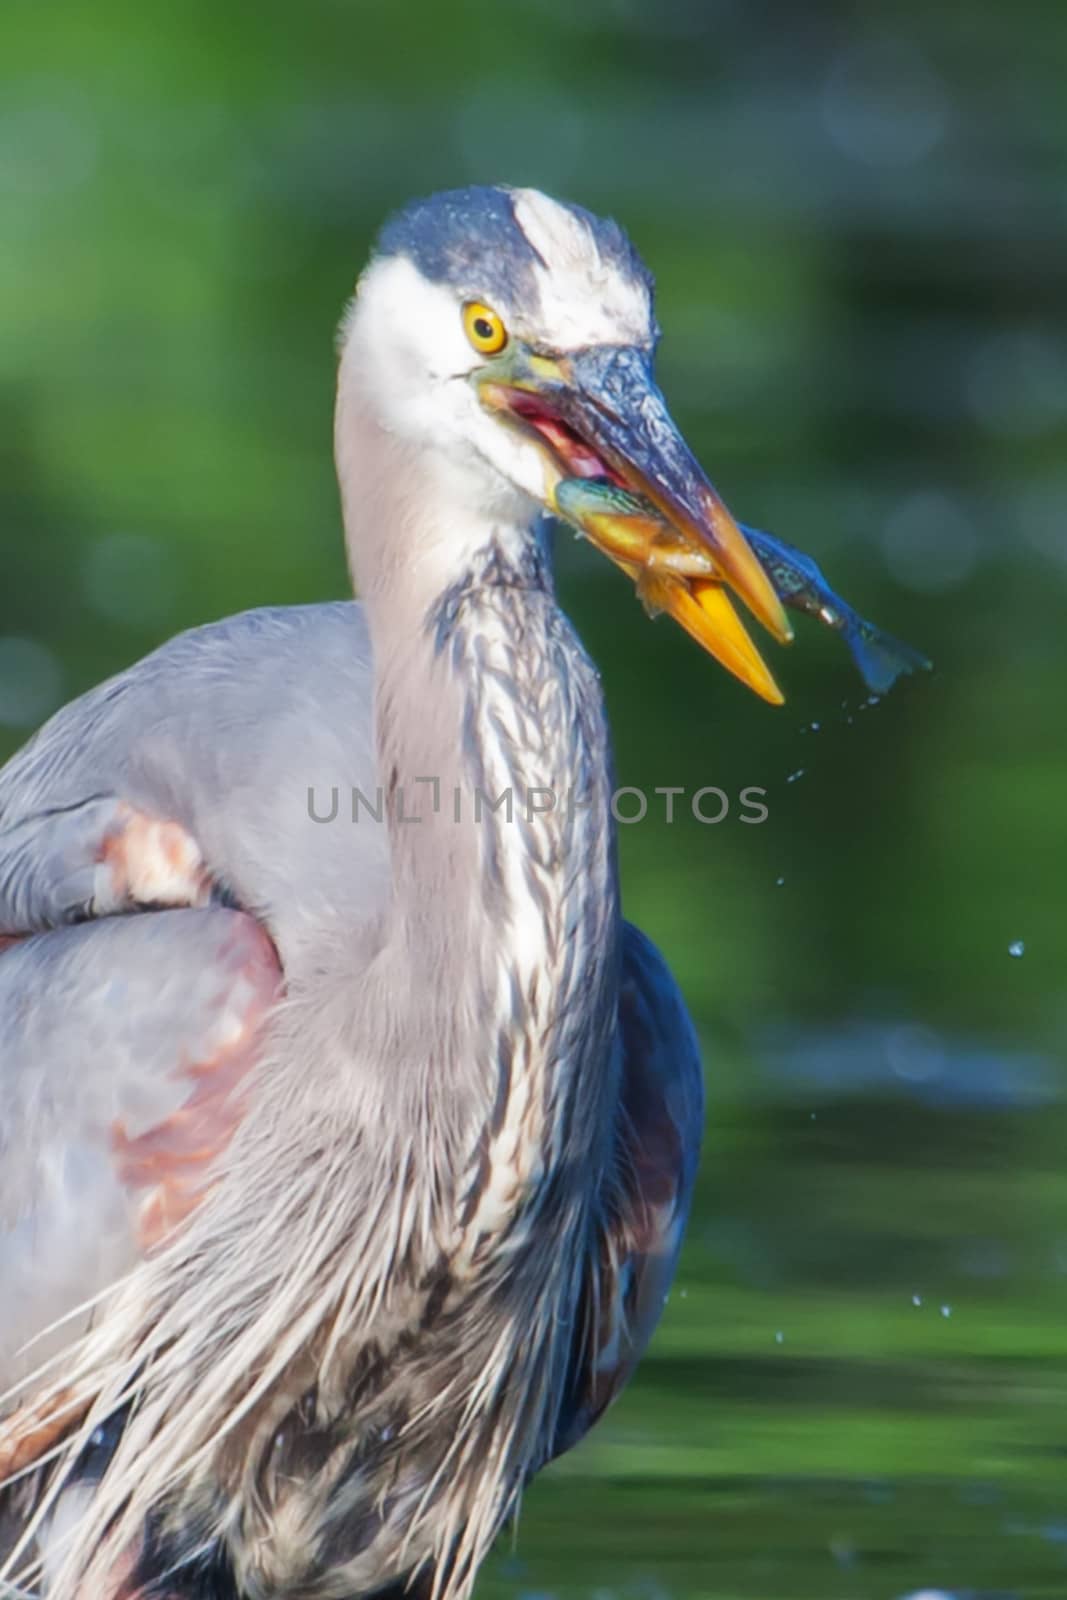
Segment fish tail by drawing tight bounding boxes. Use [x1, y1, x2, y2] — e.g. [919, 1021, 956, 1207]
[845, 616, 932, 694]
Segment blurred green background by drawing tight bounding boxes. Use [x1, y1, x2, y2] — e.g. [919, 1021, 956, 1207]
[2, 0, 1066, 1594]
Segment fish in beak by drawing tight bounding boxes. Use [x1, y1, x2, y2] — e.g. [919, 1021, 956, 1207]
[554, 480, 932, 697]
[478, 343, 793, 705]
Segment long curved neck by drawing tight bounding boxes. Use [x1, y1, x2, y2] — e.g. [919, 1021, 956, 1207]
[336, 393, 622, 1227]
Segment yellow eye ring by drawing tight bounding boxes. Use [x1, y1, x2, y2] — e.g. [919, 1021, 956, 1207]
[462, 301, 508, 356]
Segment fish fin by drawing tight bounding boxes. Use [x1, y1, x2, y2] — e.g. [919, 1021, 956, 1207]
[847, 620, 932, 694]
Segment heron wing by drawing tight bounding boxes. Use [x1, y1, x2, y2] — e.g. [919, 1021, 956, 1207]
[0, 601, 389, 967]
[0, 908, 281, 1398]
[0, 602, 384, 1400]
[553, 919, 704, 1458]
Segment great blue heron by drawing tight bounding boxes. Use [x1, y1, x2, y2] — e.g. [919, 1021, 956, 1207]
[0, 186, 794, 1600]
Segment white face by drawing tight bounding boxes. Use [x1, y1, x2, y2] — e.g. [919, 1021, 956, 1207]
[340, 254, 547, 512]
[337, 192, 655, 519]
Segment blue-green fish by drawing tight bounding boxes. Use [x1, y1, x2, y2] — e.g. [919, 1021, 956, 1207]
[739, 525, 931, 694]
[554, 478, 930, 695]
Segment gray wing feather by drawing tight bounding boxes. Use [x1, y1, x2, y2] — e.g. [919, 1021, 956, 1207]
[0, 907, 278, 1389]
[0, 602, 389, 966]
[0, 602, 387, 1381]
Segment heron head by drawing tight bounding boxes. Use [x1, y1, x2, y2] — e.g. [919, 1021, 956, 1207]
[339, 186, 790, 700]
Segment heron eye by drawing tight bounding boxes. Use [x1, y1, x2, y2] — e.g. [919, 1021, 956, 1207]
[462, 301, 508, 356]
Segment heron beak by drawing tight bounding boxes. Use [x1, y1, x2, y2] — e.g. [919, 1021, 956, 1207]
[479, 344, 791, 704]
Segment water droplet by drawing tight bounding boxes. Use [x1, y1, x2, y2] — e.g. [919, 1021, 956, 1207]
[786, 768, 805, 784]
[940, 1304, 952, 1318]
[810, 720, 821, 732]
[774, 1330, 784, 1345]
[679, 1288, 688, 1299]
[867, 695, 881, 707]
[912, 1294, 923, 1308]
[810, 1111, 817, 1121]
[1008, 939, 1025, 958]
[775, 875, 786, 887]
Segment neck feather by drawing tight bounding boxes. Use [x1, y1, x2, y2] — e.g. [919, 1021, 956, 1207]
[337, 398, 622, 1236]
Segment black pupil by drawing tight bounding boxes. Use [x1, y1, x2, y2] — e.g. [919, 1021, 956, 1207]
[475, 317, 494, 341]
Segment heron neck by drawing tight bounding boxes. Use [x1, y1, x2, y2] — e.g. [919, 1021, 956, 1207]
[338, 411, 622, 1206]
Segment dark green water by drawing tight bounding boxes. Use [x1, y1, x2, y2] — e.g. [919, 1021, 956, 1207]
[2, 1, 1065, 1594]
[484, 1094, 1067, 1598]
